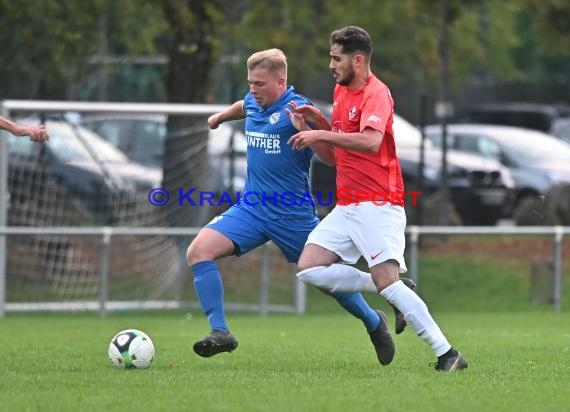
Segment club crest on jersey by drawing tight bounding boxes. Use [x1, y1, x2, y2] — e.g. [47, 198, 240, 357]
[269, 112, 281, 124]
[348, 106, 357, 120]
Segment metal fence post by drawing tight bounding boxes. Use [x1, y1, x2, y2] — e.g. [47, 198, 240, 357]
[553, 226, 564, 312]
[0, 228, 4, 318]
[409, 226, 420, 285]
[99, 227, 112, 318]
[293, 264, 306, 314]
[0, 105, 9, 318]
[259, 242, 270, 315]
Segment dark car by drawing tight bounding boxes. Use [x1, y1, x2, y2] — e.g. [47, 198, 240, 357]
[311, 114, 516, 225]
[6, 119, 182, 301]
[7, 119, 161, 226]
[80, 114, 247, 194]
[424, 124, 570, 222]
[457, 103, 570, 144]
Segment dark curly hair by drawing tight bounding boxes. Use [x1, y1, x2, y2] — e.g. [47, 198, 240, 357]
[329, 26, 373, 58]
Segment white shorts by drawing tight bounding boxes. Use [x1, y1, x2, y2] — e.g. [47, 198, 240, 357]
[306, 202, 407, 272]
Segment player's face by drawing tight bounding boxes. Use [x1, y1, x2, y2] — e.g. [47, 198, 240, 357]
[247, 68, 285, 108]
[329, 44, 356, 86]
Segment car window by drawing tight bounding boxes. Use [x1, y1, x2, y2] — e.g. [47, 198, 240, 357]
[83, 117, 248, 167]
[85, 120, 166, 166]
[6, 133, 39, 157]
[46, 123, 130, 163]
[550, 118, 570, 143]
[454, 134, 501, 161]
[423, 131, 454, 150]
[477, 138, 501, 160]
[496, 129, 570, 163]
[132, 121, 166, 165]
[91, 122, 126, 149]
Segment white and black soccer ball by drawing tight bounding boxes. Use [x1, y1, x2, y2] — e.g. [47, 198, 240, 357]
[108, 329, 155, 369]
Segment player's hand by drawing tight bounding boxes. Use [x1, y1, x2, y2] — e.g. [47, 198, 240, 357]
[288, 101, 324, 125]
[285, 107, 309, 132]
[208, 113, 222, 129]
[288, 130, 320, 151]
[26, 125, 49, 143]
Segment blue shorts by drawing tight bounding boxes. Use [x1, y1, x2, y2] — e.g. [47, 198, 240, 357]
[206, 204, 319, 263]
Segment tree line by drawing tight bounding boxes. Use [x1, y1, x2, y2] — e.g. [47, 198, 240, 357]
[1, 0, 568, 114]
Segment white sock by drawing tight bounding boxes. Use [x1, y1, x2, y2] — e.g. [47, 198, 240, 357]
[380, 280, 451, 357]
[297, 264, 377, 293]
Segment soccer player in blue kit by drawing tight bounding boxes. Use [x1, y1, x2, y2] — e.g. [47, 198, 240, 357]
[187, 48, 396, 364]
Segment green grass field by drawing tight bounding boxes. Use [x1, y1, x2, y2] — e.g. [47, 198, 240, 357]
[2, 240, 570, 412]
[1, 309, 569, 412]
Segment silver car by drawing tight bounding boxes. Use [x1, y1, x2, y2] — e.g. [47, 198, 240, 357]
[425, 124, 570, 221]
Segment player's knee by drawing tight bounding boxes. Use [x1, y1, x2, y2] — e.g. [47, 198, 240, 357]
[186, 242, 197, 266]
[371, 259, 401, 290]
[297, 244, 337, 271]
[187, 240, 211, 265]
[297, 255, 315, 271]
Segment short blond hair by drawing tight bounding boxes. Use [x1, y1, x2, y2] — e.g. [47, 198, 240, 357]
[246, 48, 287, 78]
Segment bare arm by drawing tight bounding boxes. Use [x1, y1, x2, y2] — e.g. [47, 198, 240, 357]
[288, 127, 383, 160]
[319, 128, 382, 152]
[0, 116, 49, 142]
[208, 100, 246, 129]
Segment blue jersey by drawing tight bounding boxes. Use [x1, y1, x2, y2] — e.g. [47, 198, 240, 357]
[239, 86, 316, 219]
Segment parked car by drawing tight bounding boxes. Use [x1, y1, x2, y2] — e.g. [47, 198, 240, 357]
[80, 114, 247, 194]
[424, 124, 570, 221]
[311, 114, 516, 225]
[7, 119, 161, 226]
[550, 117, 570, 144]
[6, 119, 181, 300]
[456, 103, 570, 144]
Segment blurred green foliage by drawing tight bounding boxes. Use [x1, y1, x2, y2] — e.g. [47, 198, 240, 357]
[0, 0, 568, 112]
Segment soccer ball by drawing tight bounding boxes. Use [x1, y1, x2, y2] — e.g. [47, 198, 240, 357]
[108, 329, 155, 369]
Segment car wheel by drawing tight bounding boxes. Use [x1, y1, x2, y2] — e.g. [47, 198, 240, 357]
[513, 195, 544, 225]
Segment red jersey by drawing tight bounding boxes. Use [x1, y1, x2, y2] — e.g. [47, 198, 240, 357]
[331, 74, 405, 206]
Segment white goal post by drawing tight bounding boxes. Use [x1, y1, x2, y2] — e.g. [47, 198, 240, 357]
[0, 100, 307, 317]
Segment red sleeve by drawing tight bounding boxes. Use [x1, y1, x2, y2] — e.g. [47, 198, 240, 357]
[359, 83, 393, 134]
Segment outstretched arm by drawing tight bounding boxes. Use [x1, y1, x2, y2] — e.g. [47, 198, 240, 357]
[0, 116, 49, 142]
[208, 100, 246, 129]
[289, 127, 382, 154]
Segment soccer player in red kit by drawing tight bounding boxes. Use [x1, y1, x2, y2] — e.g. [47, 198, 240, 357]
[287, 26, 467, 372]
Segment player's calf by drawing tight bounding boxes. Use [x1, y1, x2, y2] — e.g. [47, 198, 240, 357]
[391, 277, 416, 334]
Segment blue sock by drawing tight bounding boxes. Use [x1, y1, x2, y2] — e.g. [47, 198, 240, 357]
[191, 260, 229, 332]
[330, 291, 381, 332]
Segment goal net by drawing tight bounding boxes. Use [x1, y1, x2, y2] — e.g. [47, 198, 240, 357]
[0, 101, 304, 315]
